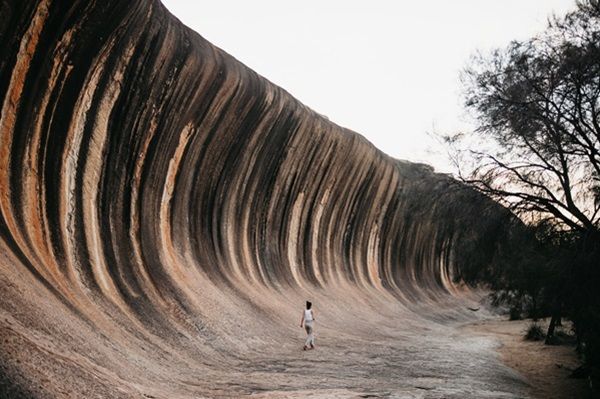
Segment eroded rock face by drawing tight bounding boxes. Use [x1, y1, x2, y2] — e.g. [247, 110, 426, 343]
[0, 1, 521, 398]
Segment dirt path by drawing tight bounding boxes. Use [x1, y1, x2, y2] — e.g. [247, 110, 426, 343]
[464, 318, 590, 399]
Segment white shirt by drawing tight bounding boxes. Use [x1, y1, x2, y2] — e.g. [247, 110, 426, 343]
[304, 309, 313, 322]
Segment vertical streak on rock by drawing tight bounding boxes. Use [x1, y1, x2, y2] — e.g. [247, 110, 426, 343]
[287, 192, 305, 288]
[310, 188, 329, 287]
[159, 123, 194, 302]
[82, 41, 134, 304]
[21, 26, 75, 293]
[0, 0, 49, 277]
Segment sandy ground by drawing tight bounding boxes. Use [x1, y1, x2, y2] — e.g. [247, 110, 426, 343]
[464, 318, 591, 399]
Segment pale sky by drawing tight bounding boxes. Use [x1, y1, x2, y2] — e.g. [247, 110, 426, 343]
[161, 1, 575, 172]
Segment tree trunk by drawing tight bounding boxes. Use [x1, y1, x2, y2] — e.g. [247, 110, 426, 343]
[531, 296, 538, 321]
[545, 314, 558, 344]
[545, 301, 562, 345]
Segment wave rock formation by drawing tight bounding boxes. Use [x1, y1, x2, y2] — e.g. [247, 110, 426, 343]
[0, 1, 523, 398]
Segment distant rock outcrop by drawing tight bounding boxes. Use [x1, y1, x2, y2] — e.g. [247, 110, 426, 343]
[0, 1, 519, 398]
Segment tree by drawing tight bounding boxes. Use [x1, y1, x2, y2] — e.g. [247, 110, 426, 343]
[452, 0, 600, 234]
[448, 0, 600, 380]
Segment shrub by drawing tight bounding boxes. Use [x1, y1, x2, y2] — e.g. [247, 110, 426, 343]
[509, 307, 521, 321]
[524, 323, 545, 341]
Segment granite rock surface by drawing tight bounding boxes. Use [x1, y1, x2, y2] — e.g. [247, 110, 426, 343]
[0, 1, 525, 397]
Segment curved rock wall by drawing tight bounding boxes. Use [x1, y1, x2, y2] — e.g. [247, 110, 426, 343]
[0, 1, 517, 397]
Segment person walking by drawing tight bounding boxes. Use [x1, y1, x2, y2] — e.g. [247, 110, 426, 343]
[300, 301, 315, 350]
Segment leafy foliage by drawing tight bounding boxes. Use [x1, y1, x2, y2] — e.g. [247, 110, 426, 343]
[452, 1, 600, 232]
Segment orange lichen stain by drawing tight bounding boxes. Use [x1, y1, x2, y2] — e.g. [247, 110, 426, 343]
[0, 0, 54, 284]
